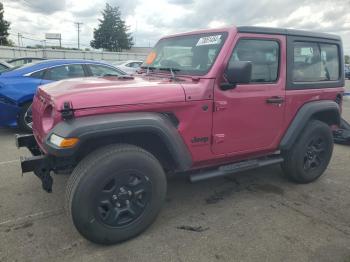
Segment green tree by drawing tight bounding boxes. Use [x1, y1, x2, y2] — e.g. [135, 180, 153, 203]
[0, 3, 11, 46]
[345, 55, 350, 65]
[91, 4, 133, 51]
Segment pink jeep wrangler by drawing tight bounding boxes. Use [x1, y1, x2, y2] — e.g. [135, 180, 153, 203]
[16, 26, 345, 244]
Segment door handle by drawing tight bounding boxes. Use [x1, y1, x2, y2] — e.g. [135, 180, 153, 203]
[266, 96, 284, 104]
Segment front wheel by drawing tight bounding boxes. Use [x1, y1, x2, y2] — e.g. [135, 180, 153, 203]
[281, 120, 333, 184]
[66, 144, 167, 245]
[18, 102, 33, 133]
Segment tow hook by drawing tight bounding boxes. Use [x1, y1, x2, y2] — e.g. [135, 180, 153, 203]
[34, 165, 53, 193]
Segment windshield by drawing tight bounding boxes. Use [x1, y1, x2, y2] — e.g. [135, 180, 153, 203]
[143, 32, 228, 75]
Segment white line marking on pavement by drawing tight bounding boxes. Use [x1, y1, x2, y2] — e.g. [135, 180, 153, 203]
[0, 160, 19, 165]
[0, 209, 64, 226]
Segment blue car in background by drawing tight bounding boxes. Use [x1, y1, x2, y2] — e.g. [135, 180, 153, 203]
[0, 59, 125, 132]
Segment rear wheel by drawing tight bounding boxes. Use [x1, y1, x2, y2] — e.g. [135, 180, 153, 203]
[66, 144, 167, 245]
[281, 120, 333, 183]
[18, 102, 33, 133]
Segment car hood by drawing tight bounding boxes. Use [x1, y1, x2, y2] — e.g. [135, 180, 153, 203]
[39, 76, 186, 110]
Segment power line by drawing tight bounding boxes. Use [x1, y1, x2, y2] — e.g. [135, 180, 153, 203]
[74, 22, 83, 49]
[11, 32, 91, 48]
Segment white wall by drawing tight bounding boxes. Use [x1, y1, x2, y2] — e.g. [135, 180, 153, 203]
[0, 46, 148, 62]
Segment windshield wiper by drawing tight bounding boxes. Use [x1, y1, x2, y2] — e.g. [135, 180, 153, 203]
[140, 66, 180, 80]
[158, 67, 180, 80]
[140, 66, 156, 75]
[103, 73, 120, 77]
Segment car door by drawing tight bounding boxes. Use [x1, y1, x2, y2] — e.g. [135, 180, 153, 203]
[212, 34, 286, 156]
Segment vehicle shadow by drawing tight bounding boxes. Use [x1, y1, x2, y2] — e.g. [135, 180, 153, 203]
[0, 127, 31, 136]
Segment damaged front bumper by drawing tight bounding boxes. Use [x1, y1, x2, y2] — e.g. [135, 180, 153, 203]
[333, 118, 350, 145]
[16, 134, 53, 193]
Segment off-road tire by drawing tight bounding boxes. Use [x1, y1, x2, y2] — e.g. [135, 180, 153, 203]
[66, 144, 167, 245]
[18, 102, 33, 133]
[281, 120, 333, 183]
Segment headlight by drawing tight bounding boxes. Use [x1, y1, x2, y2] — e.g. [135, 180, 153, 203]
[42, 105, 54, 132]
[49, 134, 79, 148]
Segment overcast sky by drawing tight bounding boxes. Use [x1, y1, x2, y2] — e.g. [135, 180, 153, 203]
[2, 0, 350, 54]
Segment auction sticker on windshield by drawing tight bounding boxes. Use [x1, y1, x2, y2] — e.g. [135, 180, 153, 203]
[196, 35, 222, 46]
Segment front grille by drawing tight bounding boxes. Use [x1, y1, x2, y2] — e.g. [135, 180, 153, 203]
[32, 98, 40, 129]
[32, 95, 46, 140]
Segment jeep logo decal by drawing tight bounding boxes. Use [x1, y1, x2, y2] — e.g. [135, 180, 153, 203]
[191, 137, 209, 143]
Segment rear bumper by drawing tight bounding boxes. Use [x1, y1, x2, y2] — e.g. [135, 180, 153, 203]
[0, 101, 20, 127]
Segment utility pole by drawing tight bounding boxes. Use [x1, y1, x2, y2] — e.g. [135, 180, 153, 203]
[134, 19, 138, 47]
[41, 40, 46, 49]
[17, 33, 22, 47]
[74, 22, 83, 49]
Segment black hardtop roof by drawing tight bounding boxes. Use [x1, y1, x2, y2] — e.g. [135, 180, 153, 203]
[237, 26, 340, 41]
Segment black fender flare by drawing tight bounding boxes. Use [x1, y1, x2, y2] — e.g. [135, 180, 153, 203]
[44, 112, 192, 171]
[280, 100, 340, 150]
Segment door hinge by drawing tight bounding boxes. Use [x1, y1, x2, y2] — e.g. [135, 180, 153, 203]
[214, 101, 228, 112]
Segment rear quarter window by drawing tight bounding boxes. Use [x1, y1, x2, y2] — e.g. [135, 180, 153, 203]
[286, 35, 344, 90]
[293, 41, 340, 82]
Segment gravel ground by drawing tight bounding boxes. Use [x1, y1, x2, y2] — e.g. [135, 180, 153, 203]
[0, 81, 350, 262]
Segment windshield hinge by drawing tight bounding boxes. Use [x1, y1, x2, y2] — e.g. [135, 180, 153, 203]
[61, 101, 74, 121]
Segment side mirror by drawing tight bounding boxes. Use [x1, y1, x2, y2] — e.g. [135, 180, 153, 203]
[221, 61, 252, 90]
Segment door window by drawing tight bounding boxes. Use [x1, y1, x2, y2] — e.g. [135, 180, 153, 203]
[229, 39, 280, 83]
[30, 70, 46, 79]
[46, 64, 85, 81]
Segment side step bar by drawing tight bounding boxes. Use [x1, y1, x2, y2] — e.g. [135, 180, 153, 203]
[190, 156, 284, 183]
